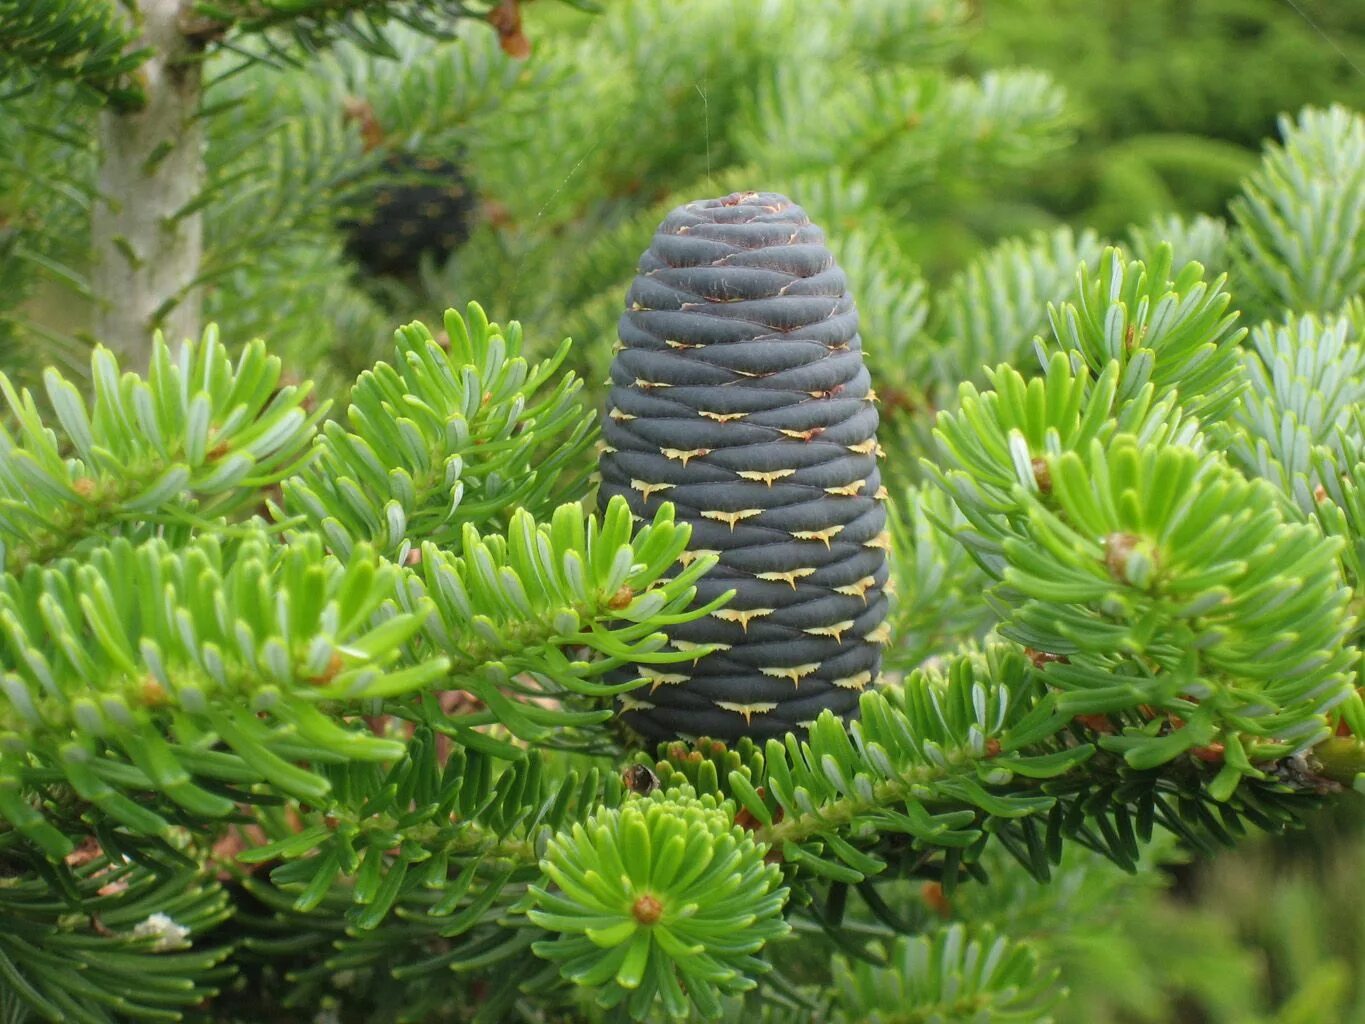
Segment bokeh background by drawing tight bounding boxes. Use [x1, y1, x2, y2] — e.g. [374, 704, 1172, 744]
[5, 2, 1365, 1019]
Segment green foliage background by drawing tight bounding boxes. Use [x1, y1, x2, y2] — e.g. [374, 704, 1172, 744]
[3, 0, 1365, 1021]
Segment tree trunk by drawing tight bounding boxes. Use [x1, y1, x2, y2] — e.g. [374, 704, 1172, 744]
[91, 0, 204, 368]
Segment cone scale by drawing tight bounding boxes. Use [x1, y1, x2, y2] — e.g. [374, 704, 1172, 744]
[600, 192, 890, 742]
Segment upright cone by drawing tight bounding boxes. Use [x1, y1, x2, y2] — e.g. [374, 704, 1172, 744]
[600, 192, 890, 742]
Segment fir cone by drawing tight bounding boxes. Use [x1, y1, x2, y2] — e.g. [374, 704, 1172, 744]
[341, 152, 474, 277]
[600, 191, 890, 743]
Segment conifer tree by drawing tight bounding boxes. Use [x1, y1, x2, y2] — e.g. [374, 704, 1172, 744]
[3, 2, 1365, 1022]
[0, 0, 585, 369]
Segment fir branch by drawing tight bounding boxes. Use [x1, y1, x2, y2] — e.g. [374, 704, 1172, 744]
[231, 862, 563, 1022]
[185, 0, 486, 56]
[829, 924, 1061, 1023]
[319, 20, 537, 147]
[1314, 426, 1365, 617]
[882, 485, 992, 673]
[1228, 310, 1365, 511]
[198, 93, 384, 295]
[740, 649, 1081, 870]
[222, 747, 618, 1022]
[933, 226, 1104, 387]
[928, 352, 1198, 575]
[0, 529, 446, 859]
[823, 216, 933, 408]
[0, 856, 231, 1024]
[1039, 245, 1247, 424]
[0, 331, 324, 574]
[396, 496, 726, 747]
[528, 786, 790, 1021]
[1232, 105, 1365, 320]
[200, 238, 395, 384]
[738, 67, 1072, 208]
[1128, 213, 1230, 276]
[823, 0, 969, 66]
[1084, 133, 1255, 240]
[282, 304, 596, 562]
[0, 0, 149, 110]
[228, 650, 1070, 1023]
[1002, 437, 1352, 790]
[645, 645, 1341, 885]
[933, 340, 1351, 790]
[234, 741, 598, 938]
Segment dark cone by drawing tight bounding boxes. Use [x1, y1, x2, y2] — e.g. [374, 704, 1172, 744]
[600, 191, 890, 742]
[341, 152, 475, 277]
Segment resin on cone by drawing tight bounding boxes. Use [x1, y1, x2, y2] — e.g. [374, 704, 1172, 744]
[599, 191, 890, 742]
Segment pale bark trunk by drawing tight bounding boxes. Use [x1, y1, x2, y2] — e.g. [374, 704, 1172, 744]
[91, 0, 204, 369]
